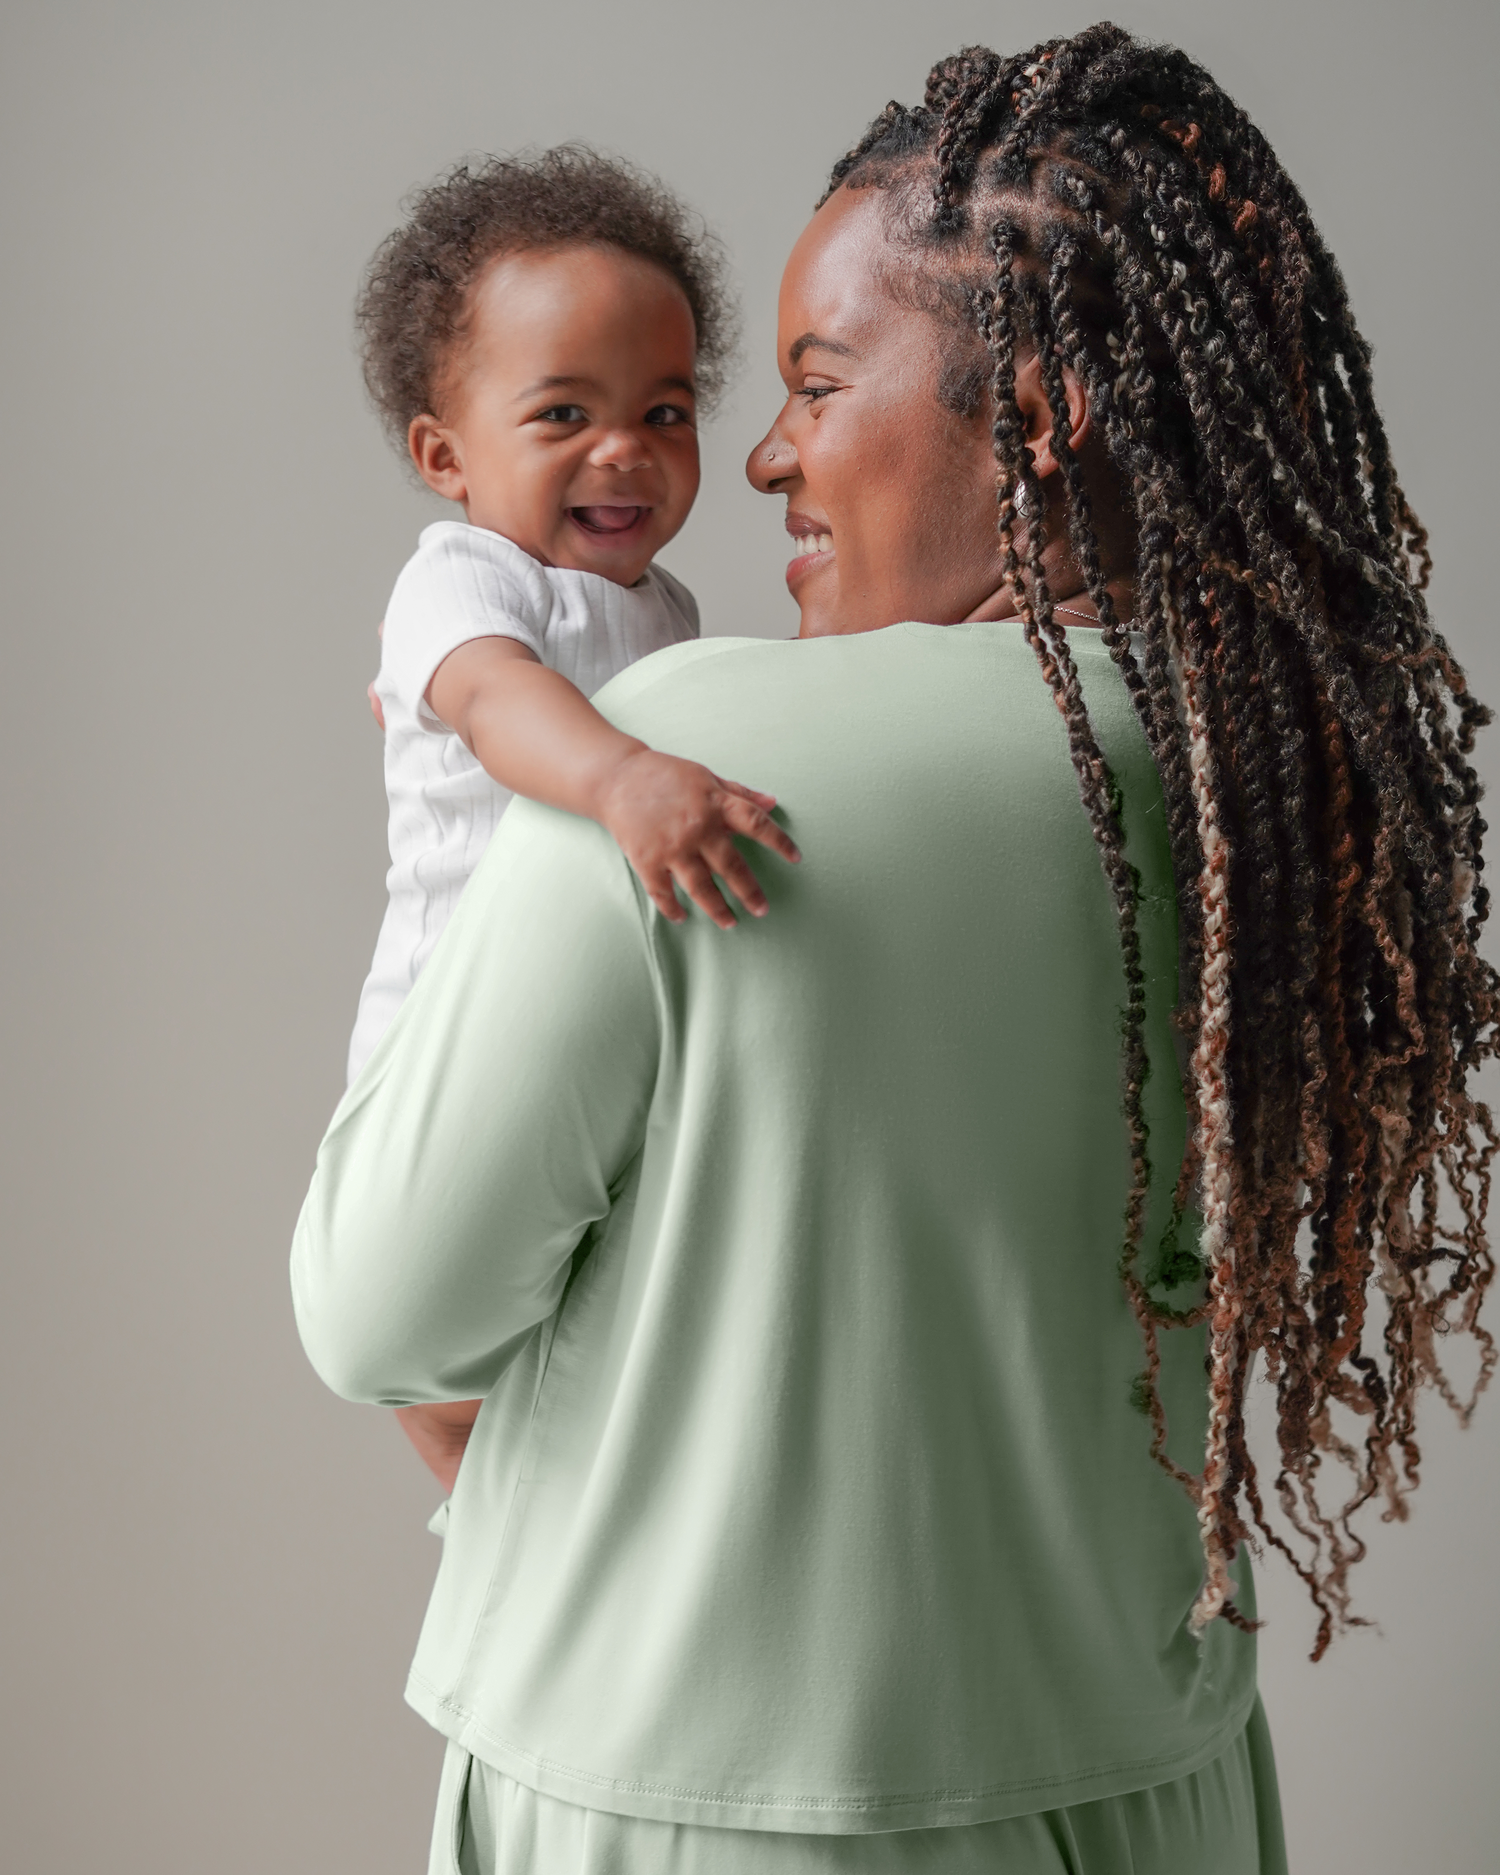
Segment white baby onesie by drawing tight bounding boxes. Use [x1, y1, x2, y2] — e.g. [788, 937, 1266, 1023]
[347, 520, 699, 1082]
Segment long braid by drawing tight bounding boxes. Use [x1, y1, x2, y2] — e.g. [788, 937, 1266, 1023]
[1029, 260, 1156, 1290]
[827, 24, 1499, 1651]
[982, 220, 1191, 1486]
[1167, 573, 1240, 1629]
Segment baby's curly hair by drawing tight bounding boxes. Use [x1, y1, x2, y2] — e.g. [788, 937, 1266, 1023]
[356, 145, 736, 452]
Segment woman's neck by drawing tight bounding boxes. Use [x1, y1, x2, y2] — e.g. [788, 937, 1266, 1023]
[967, 571, 1136, 629]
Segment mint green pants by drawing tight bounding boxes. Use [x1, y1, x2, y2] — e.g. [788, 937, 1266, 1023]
[430, 1701, 1286, 1874]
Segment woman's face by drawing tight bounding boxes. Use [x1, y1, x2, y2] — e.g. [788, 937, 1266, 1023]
[746, 185, 1004, 638]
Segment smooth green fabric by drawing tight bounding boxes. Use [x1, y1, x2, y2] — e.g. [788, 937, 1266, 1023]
[293, 623, 1258, 1835]
[434, 1700, 1285, 1874]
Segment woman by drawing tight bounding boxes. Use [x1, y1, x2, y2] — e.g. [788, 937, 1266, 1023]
[747, 21, 1496, 1652]
[303, 24, 1493, 1873]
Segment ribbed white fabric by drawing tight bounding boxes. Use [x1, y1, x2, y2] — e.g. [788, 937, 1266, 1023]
[347, 522, 698, 1082]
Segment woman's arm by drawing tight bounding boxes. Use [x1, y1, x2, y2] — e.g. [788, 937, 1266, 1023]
[427, 637, 799, 929]
[291, 803, 660, 1407]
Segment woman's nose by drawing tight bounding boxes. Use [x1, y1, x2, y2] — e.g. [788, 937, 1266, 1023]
[746, 422, 798, 493]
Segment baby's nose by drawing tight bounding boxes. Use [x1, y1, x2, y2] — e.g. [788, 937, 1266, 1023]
[590, 426, 653, 470]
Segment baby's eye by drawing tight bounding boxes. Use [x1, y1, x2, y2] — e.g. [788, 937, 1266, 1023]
[646, 402, 694, 428]
[535, 404, 588, 424]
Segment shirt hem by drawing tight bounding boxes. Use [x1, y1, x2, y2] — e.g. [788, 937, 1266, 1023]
[404, 1672, 1258, 1834]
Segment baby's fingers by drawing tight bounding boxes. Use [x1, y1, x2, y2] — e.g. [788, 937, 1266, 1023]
[706, 843, 770, 919]
[720, 780, 779, 811]
[673, 858, 737, 931]
[638, 864, 689, 925]
[721, 794, 801, 864]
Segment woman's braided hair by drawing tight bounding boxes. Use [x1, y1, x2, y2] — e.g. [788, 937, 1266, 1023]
[829, 23, 1498, 1654]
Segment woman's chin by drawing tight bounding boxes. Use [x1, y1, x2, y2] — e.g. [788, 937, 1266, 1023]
[785, 546, 836, 626]
[783, 547, 832, 596]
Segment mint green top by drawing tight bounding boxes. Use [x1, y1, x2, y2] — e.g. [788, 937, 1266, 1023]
[291, 623, 1256, 1835]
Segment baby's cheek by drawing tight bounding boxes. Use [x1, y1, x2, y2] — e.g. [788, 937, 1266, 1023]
[665, 450, 702, 520]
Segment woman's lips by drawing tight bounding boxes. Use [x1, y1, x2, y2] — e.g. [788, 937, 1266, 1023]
[785, 514, 834, 591]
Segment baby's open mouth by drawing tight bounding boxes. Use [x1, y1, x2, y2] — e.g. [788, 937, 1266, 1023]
[569, 505, 650, 536]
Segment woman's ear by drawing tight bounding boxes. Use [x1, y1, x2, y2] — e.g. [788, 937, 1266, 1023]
[1012, 350, 1091, 479]
[408, 414, 468, 503]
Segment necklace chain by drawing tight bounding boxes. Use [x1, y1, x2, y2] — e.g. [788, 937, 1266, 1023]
[1050, 603, 1137, 629]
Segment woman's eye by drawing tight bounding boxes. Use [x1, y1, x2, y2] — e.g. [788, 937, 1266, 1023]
[646, 403, 694, 428]
[535, 404, 587, 424]
[795, 384, 840, 405]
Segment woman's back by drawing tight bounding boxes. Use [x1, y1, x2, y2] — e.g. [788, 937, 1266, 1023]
[294, 624, 1256, 1832]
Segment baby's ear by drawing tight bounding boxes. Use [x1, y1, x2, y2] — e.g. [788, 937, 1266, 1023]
[408, 414, 467, 502]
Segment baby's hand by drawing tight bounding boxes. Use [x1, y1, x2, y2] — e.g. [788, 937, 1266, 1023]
[595, 750, 800, 929]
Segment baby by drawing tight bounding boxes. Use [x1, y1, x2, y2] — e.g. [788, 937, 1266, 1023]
[347, 147, 798, 1087]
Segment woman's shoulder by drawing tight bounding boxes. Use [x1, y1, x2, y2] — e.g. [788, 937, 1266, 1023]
[591, 634, 788, 712]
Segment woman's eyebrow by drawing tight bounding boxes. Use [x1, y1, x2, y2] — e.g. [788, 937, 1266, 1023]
[787, 332, 857, 366]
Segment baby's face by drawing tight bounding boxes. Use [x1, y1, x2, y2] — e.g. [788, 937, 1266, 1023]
[411, 245, 701, 584]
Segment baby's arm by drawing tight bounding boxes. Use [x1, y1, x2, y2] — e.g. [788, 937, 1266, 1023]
[427, 637, 800, 928]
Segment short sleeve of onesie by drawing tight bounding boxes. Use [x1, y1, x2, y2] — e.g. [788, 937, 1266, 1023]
[378, 522, 554, 732]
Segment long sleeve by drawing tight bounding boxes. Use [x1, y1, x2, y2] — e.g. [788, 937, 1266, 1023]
[290, 629, 1255, 1834]
[292, 800, 659, 1406]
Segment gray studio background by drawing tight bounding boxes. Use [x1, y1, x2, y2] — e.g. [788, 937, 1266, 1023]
[3, 2, 1495, 1869]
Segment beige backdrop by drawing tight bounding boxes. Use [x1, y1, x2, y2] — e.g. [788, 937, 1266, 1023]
[3, 2, 1496, 1869]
